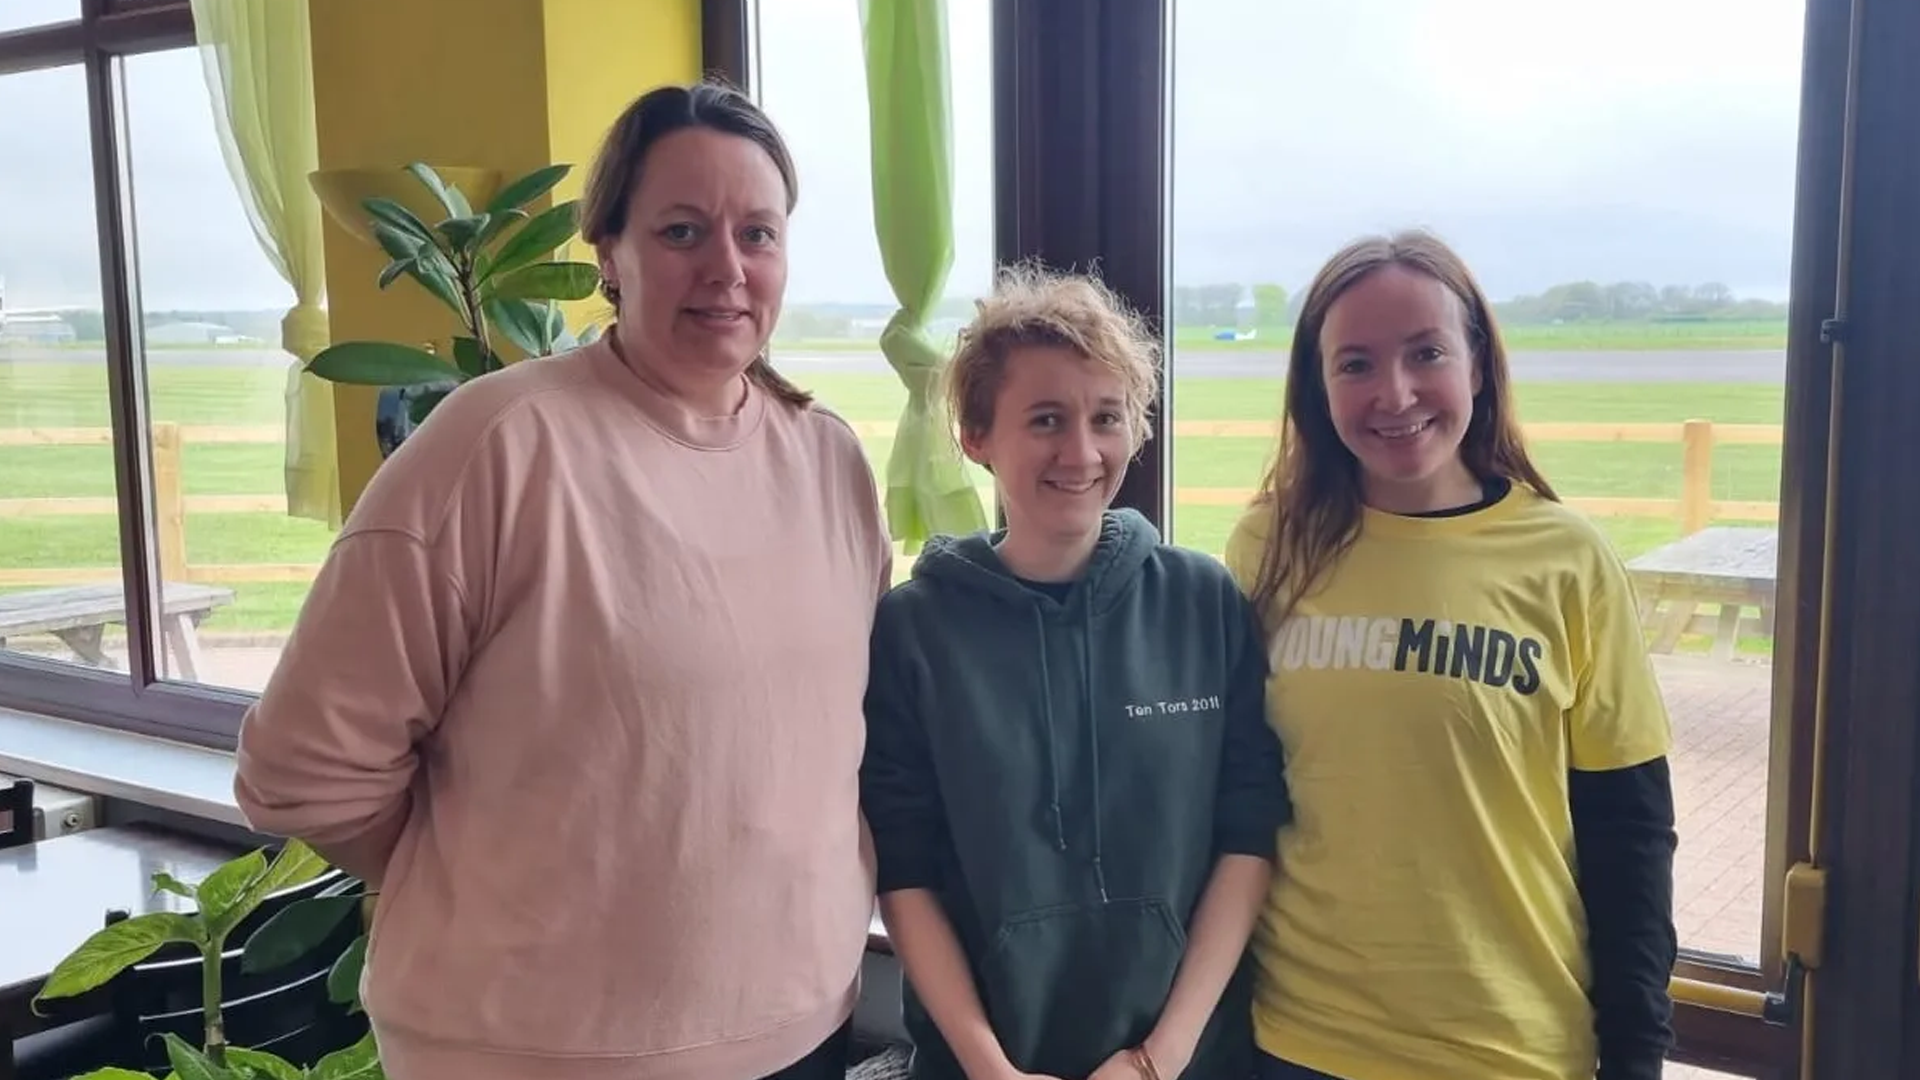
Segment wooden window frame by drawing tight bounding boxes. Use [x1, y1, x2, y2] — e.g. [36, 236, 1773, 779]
[1801, 0, 1920, 1070]
[0, 0, 251, 748]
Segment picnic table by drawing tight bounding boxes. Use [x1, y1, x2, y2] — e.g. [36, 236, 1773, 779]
[1626, 525, 1777, 661]
[0, 582, 235, 681]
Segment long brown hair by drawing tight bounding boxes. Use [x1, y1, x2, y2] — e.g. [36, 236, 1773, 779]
[1247, 229, 1557, 625]
[580, 79, 812, 409]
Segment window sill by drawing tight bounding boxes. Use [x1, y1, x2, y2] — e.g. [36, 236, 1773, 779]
[0, 705, 243, 826]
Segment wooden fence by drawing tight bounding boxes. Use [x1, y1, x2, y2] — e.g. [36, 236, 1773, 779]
[0, 418, 1785, 588]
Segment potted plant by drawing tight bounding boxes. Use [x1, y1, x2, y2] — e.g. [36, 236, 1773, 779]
[308, 162, 605, 454]
[31, 839, 378, 1080]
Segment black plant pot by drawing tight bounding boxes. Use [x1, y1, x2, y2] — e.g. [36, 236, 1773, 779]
[374, 380, 458, 459]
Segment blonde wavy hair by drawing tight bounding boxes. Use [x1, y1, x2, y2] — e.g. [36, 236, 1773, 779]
[943, 261, 1161, 454]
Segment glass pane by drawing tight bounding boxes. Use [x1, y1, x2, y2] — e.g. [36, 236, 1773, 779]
[1169, 0, 1803, 968]
[0, 0, 79, 33]
[121, 47, 321, 694]
[755, 0, 996, 584]
[0, 65, 129, 673]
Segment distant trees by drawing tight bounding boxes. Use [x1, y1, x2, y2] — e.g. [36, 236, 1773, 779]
[1251, 283, 1289, 328]
[1170, 284, 1244, 327]
[1494, 281, 1786, 324]
[1162, 279, 1787, 330]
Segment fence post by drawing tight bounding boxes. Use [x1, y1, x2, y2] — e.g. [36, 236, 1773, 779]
[1680, 418, 1714, 534]
[151, 422, 188, 580]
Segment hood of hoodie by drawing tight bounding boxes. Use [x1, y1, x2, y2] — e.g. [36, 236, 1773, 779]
[909, 507, 1160, 614]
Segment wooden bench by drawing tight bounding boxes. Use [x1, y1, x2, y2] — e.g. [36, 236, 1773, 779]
[1626, 526, 1777, 661]
[0, 582, 235, 681]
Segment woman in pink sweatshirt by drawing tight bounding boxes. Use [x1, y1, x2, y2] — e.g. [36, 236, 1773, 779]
[232, 81, 893, 1080]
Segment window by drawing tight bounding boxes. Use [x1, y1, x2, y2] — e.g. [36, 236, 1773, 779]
[1172, 0, 1801, 965]
[0, 0, 78, 34]
[122, 46, 321, 694]
[1168, 0, 1816, 1072]
[0, 0, 245, 743]
[0, 64, 123, 673]
[753, 0, 997, 580]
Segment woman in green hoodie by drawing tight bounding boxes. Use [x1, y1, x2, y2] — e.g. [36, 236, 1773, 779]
[860, 263, 1292, 1080]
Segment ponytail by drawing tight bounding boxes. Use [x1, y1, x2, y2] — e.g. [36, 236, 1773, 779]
[748, 355, 814, 409]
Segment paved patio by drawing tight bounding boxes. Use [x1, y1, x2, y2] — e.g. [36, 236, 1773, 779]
[1659, 653, 1773, 964]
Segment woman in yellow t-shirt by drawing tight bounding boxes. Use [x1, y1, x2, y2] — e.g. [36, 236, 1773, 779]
[1222, 229, 1678, 1080]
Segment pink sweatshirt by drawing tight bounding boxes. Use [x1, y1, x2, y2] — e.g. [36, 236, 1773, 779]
[234, 339, 893, 1080]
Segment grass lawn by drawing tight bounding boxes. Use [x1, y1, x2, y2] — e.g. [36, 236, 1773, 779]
[1, 358, 1787, 656]
[780, 319, 1790, 355]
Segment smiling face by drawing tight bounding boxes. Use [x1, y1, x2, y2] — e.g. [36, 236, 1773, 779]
[596, 127, 788, 411]
[961, 345, 1132, 571]
[1318, 263, 1485, 513]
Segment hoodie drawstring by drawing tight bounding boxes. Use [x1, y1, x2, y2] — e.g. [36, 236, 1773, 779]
[1082, 602, 1109, 902]
[1034, 606, 1068, 852]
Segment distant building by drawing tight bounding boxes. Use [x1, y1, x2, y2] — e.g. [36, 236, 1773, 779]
[146, 320, 237, 346]
[0, 313, 76, 345]
[0, 275, 79, 344]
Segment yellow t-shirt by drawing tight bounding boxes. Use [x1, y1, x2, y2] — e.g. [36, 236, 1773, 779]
[1223, 484, 1672, 1080]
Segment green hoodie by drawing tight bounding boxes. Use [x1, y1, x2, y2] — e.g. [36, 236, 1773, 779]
[861, 509, 1291, 1080]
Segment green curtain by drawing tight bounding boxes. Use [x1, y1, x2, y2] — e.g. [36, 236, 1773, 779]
[191, 0, 341, 529]
[859, 0, 987, 551]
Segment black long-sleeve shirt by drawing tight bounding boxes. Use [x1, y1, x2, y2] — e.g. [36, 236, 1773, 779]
[1570, 756, 1679, 1080]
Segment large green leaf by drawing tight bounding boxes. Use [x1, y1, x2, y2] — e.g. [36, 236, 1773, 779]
[477, 207, 529, 247]
[226, 1048, 304, 1080]
[151, 872, 198, 900]
[34, 911, 202, 1008]
[363, 197, 433, 247]
[436, 214, 491, 253]
[195, 849, 270, 939]
[377, 257, 415, 290]
[309, 342, 465, 387]
[370, 221, 424, 265]
[242, 894, 362, 974]
[66, 1069, 160, 1080]
[484, 298, 551, 358]
[311, 1030, 383, 1080]
[161, 1032, 229, 1080]
[487, 163, 570, 216]
[406, 162, 471, 219]
[450, 335, 494, 378]
[328, 933, 368, 1009]
[482, 201, 581, 282]
[485, 261, 600, 303]
[402, 248, 466, 319]
[220, 841, 329, 932]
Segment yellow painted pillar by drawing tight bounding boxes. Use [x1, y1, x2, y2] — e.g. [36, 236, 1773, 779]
[310, 0, 700, 513]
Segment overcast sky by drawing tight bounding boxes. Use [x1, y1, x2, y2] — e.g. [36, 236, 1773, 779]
[0, 0, 1806, 313]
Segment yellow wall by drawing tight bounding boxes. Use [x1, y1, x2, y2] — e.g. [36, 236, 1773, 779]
[310, 0, 702, 513]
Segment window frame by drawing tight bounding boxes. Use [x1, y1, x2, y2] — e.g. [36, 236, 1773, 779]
[0, 0, 248, 749]
[1801, 0, 1920, 1069]
[865, 0, 1880, 1074]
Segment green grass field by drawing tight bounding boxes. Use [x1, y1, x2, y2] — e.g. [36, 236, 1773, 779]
[778, 319, 1791, 355]
[0, 357, 1787, 653]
